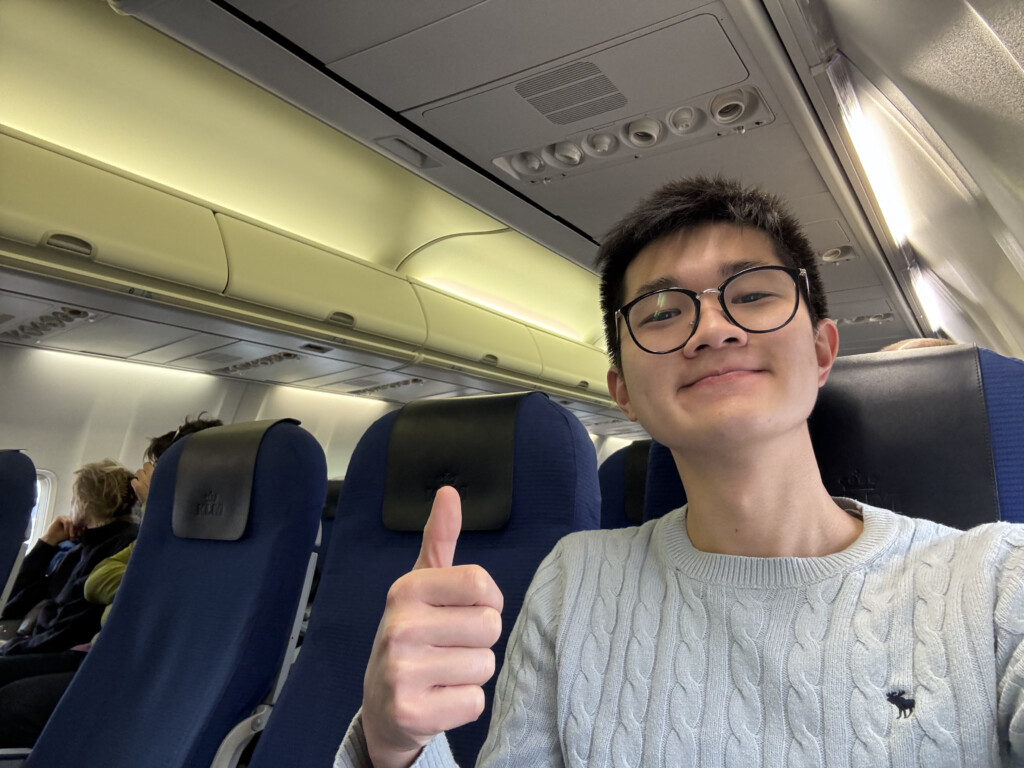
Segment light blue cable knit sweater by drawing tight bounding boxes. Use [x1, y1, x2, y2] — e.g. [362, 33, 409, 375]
[335, 501, 1024, 767]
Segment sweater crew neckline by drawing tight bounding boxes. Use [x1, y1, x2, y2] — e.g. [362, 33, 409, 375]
[654, 499, 901, 587]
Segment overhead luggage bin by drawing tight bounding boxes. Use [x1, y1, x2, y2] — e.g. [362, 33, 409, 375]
[529, 328, 611, 393]
[218, 215, 427, 348]
[410, 281, 543, 378]
[0, 133, 227, 292]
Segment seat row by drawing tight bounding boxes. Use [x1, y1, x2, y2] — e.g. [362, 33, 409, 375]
[0, 342, 1020, 768]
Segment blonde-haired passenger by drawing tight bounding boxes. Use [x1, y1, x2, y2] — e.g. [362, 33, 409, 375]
[0, 459, 139, 745]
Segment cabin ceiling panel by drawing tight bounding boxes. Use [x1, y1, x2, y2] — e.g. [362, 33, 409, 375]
[323, 0, 705, 111]
[503, 122, 823, 241]
[233, 0, 485, 63]
[37, 315, 196, 359]
[131, 333, 237, 365]
[415, 15, 749, 155]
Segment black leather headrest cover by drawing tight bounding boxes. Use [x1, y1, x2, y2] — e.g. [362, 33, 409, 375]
[172, 418, 299, 540]
[809, 345, 998, 529]
[382, 393, 529, 532]
[624, 439, 651, 525]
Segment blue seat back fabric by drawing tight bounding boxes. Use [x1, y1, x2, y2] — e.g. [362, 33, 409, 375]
[0, 450, 35, 598]
[641, 344, 1021, 528]
[248, 392, 601, 768]
[26, 420, 325, 768]
[980, 348, 1024, 522]
[599, 439, 654, 528]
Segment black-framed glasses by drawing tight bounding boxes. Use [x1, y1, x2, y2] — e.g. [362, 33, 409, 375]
[615, 265, 809, 355]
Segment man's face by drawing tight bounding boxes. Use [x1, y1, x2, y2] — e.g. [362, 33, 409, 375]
[607, 223, 838, 453]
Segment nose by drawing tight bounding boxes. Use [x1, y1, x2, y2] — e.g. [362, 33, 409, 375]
[683, 290, 747, 355]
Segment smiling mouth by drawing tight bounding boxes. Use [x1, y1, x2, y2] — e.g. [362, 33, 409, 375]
[685, 369, 760, 388]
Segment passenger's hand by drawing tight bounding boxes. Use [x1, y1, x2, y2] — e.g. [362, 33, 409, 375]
[362, 486, 504, 768]
[131, 461, 155, 504]
[41, 515, 81, 546]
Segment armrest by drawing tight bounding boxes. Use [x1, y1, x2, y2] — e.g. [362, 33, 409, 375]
[0, 747, 29, 766]
[206, 705, 271, 768]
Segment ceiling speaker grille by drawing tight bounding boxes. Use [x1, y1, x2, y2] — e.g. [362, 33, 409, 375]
[515, 62, 600, 97]
[515, 62, 626, 126]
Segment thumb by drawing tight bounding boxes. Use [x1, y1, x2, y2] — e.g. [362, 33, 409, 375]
[413, 485, 462, 570]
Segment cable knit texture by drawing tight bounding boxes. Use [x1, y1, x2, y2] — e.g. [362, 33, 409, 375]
[335, 500, 1024, 767]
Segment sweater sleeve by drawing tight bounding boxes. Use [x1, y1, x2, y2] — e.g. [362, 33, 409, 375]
[84, 541, 134, 605]
[475, 543, 568, 768]
[333, 710, 458, 768]
[993, 527, 1024, 758]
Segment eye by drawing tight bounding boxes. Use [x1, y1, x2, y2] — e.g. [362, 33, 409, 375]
[732, 291, 771, 304]
[637, 307, 682, 326]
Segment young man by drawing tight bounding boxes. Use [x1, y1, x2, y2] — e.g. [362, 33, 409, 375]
[337, 177, 1024, 767]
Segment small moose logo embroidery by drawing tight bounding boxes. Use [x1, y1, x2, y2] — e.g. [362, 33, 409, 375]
[886, 690, 915, 719]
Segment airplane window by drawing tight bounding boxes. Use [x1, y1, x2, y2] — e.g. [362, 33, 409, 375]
[28, 470, 55, 544]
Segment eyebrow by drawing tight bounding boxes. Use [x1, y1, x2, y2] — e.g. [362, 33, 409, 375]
[629, 259, 771, 300]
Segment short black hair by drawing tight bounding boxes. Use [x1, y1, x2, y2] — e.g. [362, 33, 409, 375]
[144, 412, 224, 462]
[597, 176, 828, 368]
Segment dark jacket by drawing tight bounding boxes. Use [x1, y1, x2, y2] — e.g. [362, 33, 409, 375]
[0, 518, 139, 655]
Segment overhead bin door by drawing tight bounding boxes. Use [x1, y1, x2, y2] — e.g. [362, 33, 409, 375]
[0, 134, 227, 291]
[529, 328, 611, 394]
[411, 282, 543, 378]
[218, 215, 427, 347]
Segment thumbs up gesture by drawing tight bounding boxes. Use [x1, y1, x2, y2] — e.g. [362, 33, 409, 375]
[362, 486, 505, 768]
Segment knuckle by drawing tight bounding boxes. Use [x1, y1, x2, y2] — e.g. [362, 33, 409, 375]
[463, 565, 491, 596]
[468, 687, 486, 719]
[482, 608, 502, 644]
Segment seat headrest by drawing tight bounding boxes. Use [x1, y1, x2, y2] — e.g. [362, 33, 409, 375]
[622, 440, 651, 525]
[172, 418, 300, 540]
[322, 479, 343, 521]
[382, 393, 531, 532]
[809, 344, 998, 528]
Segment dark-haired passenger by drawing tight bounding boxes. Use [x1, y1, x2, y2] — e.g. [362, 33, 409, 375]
[336, 177, 1024, 767]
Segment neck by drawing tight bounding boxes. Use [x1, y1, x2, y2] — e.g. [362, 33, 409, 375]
[672, 428, 862, 557]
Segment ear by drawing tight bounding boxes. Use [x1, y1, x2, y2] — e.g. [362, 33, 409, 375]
[813, 318, 840, 387]
[607, 366, 638, 422]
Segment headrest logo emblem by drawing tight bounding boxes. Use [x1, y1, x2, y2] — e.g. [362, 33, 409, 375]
[196, 490, 224, 517]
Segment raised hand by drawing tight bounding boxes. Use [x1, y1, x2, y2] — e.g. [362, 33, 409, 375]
[362, 486, 504, 768]
[41, 515, 81, 546]
[131, 461, 155, 504]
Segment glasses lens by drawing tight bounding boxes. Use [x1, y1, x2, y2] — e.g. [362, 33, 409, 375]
[723, 268, 798, 332]
[625, 290, 696, 353]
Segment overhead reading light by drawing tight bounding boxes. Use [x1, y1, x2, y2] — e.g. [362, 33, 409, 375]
[549, 141, 583, 166]
[710, 89, 753, 125]
[495, 86, 774, 184]
[668, 106, 705, 134]
[0, 306, 94, 342]
[820, 245, 857, 263]
[510, 151, 545, 175]
[584, 133, 618, 156]
[624, 118, 662, 147]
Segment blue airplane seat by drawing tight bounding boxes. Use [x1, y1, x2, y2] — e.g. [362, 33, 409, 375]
[246, 392, 601, 768]
[599, 439, 651, 528]
[19, 419, 325, 768]
[0, 450, 36, 610]
[641, 344, 1023, 528]
[317, 479, 344, 571]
